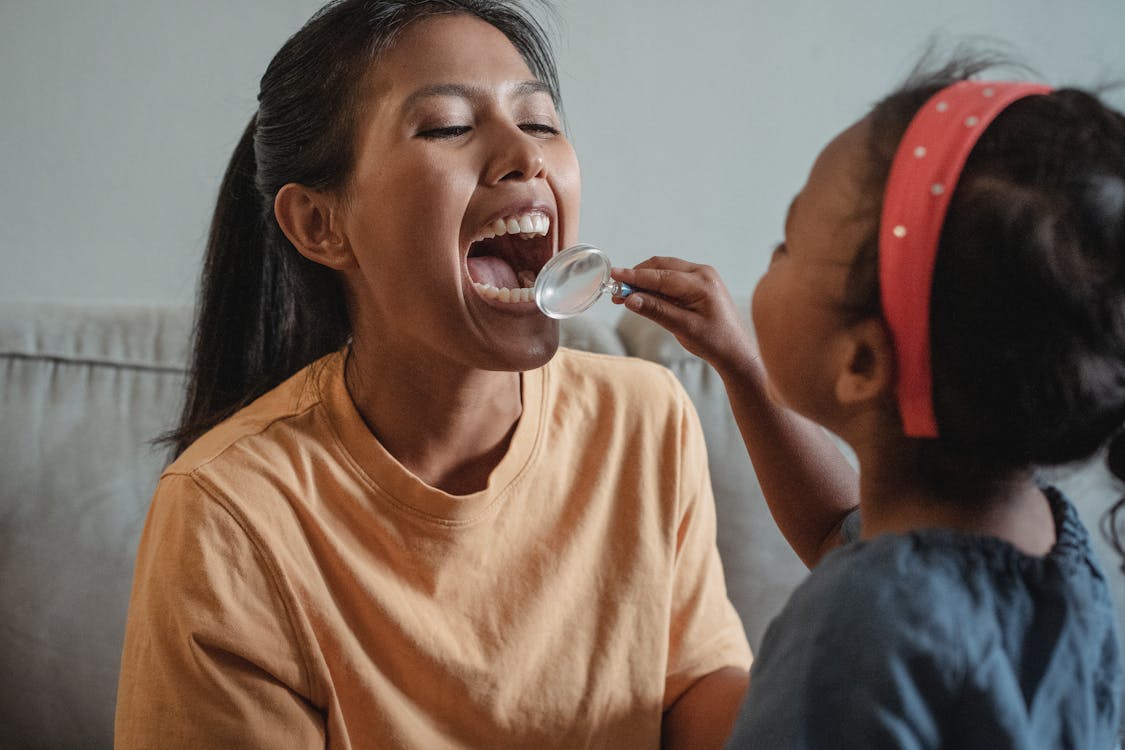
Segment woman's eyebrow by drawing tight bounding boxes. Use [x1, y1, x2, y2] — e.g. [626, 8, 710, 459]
[511, 80, 552, 99]
[401, 83, 474, 111]
[401, 80, 552, 112]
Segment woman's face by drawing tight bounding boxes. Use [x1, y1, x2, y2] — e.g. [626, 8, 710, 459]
[338, 13, 580, 372]
[750, 117, 875, 425]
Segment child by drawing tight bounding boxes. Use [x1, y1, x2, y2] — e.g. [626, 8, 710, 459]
[614, 58, 1125, 747]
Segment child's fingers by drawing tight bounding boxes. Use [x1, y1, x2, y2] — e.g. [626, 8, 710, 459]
[614, 262, 723, 307]
[614, 267, 686, 299]
[623, 291, 699, 338]
[612, 256, 703, 289]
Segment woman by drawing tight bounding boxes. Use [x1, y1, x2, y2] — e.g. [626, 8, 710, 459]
[114, 2, 766, 747]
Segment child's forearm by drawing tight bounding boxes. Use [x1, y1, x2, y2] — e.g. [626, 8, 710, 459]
[716, 357, 859, 567]
[612, 259, 859, 564]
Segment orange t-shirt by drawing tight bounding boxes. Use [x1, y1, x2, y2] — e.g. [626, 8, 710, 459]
[115, 348, 751, 749]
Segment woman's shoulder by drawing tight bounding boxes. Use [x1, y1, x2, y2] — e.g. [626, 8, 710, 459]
[165, 353, 341, 479]
[149, 357, 346, 560]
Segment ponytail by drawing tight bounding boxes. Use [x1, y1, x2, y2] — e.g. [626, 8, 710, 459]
[163, 115, 349, 457]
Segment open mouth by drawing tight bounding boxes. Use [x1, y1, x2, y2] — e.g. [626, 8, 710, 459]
[466, 211, 553, 304]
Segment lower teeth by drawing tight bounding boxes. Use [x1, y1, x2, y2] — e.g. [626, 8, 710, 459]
[473, 282, 534, 303]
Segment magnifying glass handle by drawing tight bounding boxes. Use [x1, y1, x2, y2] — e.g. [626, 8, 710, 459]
[606, 279, 634, 298]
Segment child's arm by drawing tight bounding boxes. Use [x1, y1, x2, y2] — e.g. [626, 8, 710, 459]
[613, 257, 858, 567]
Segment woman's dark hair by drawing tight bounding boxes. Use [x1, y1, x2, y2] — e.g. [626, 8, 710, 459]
[164, 0, 560, 456]
[842, 52, 1125, 550]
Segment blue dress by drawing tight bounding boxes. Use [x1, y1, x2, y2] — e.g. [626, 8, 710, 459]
[726, 487, 1122, 749]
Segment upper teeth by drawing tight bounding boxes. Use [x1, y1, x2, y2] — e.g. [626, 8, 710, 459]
[470, 212, 550, 305]
[474, 211, 550, 242]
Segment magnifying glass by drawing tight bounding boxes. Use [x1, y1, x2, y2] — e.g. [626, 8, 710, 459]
[534, 243, 634, 319]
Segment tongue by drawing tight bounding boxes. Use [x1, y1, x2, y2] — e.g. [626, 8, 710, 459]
[467, 255, 519, 288]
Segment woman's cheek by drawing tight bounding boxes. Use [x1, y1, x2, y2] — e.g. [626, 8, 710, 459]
[553, 157, 581, 245]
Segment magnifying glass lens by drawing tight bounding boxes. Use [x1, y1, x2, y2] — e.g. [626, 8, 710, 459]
[534, 244, 631, 319]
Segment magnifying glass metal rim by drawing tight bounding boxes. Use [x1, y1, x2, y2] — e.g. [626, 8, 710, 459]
[534, 243, 614, 319]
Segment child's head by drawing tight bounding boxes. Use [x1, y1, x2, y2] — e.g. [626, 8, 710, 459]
[753, 56, 1125, 490]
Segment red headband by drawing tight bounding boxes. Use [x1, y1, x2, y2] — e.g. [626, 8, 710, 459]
[878, 80, 1052, 437]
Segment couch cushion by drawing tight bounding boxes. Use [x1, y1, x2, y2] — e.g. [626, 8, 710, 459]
[0, 302, 193, 748]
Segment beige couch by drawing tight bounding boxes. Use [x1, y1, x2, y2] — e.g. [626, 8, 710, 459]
[2, 300, 1122, 748]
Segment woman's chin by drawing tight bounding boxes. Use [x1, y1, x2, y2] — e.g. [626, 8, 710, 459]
[483, 321, 560, 372]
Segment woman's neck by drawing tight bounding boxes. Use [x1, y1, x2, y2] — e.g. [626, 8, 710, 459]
[854, 438, 1056, 557]
[344, 339, 524, 496]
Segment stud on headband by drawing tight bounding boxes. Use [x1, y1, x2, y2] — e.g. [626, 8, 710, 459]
[878, 80, 1052, 438]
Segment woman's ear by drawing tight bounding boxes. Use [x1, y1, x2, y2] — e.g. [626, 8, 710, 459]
[274, 183, 355, 270]
[835, 318, 895, 406]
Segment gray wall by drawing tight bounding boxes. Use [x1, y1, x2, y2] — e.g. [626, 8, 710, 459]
[3, 1, 1125, 321]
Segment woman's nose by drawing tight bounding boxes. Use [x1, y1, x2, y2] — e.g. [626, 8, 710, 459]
[484, 127, 547, 184]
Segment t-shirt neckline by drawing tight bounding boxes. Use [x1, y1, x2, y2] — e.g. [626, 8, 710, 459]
[320, 350, 546, 526]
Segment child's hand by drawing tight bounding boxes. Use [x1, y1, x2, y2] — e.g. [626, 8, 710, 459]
[612, 257, 757, 378]
[616, 257, 859, 567]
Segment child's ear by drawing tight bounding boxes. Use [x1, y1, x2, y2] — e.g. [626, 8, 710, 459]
[835, 318, 895, 406]
[274, 183, 355, 270]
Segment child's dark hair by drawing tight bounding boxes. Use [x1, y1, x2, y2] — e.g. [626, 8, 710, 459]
[164, 0, 560, 457]
[841, 54, 1125, 553]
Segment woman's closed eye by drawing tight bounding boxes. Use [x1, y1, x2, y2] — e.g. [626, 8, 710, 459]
[417, 125, 472, 140]
[418, 122, 560, 140]
[520, 122, 560, 137]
